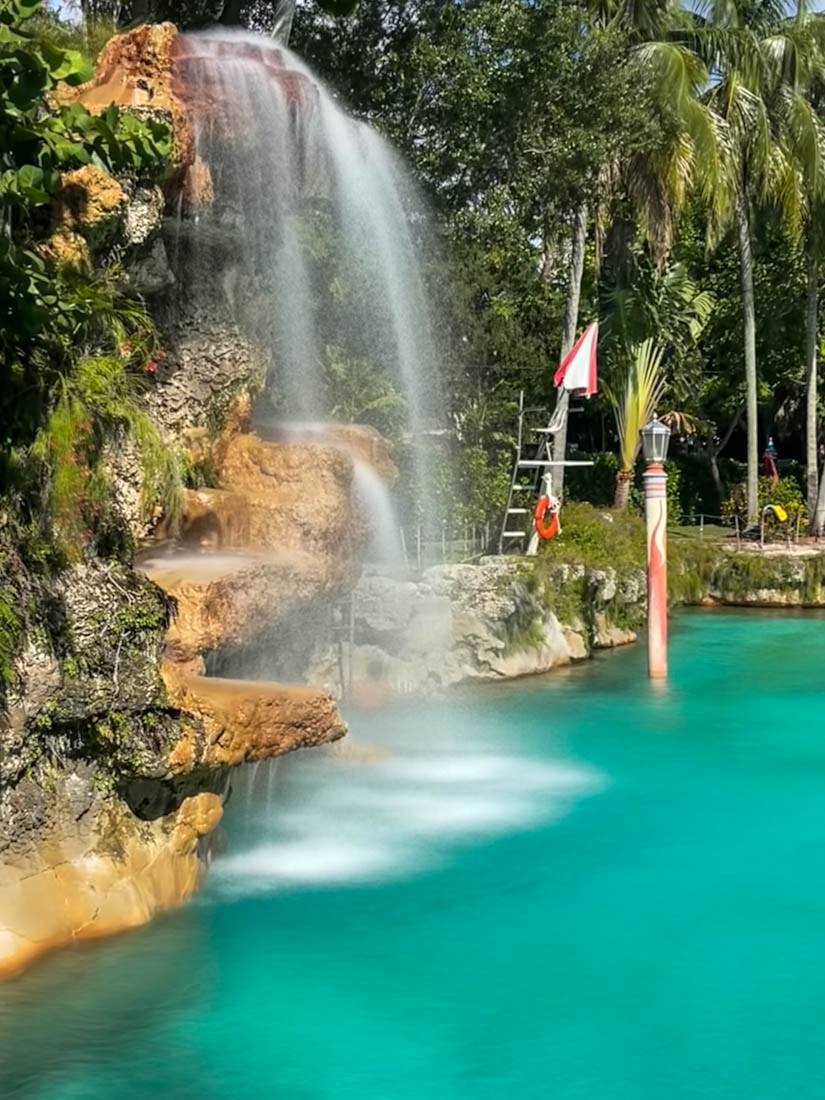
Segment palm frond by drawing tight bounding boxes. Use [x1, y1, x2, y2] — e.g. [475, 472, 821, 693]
[605, 340, 667, 472]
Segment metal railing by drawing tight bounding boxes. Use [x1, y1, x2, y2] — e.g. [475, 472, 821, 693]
[681, 510, 805, 549]
[398, 522, 494, 570]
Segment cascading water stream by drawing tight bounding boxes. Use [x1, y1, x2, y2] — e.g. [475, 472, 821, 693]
[212, 702, 604, 896]
[351, 458, 404, 568]
[173, 30, 441, 535]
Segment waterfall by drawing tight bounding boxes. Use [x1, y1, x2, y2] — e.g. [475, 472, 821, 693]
[351, 458, 404, 568]
[173, 29, 440, 529]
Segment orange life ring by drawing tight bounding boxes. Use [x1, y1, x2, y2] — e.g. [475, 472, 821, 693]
[533, 495, 560, 540]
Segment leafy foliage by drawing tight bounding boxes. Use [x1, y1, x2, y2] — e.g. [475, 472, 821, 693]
[1, 0, 175, 559]
[605, 339, 666, 505]
[722, 475, 807, 533]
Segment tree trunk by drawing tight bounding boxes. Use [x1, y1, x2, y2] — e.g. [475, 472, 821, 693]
[552, 199, 588, 499]
[707, 401, 744, 512]
[542, 209, 553, 287]
[709, 453, 724, 511]
[613, 468, 632, 510]
[806, 252, 819, 530]
[735, 186, 759, 527]
[814, 462, 825, 536]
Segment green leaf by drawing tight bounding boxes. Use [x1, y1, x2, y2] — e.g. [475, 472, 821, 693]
[16, 164, 48, 204]
[0, 24, 26, 46]
[7, 0, 44, 21]
[60, 50, 93, 86]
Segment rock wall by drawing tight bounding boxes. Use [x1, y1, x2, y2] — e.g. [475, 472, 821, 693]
[0, 23, 366, 978]
[309, 557, 646, 699]
[0, 550, 345, 978]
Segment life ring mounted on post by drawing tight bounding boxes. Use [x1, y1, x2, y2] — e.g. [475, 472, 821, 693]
[533, 494, 561, 540]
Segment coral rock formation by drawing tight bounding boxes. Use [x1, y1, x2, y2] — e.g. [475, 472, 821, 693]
[68, 23, 194, 174]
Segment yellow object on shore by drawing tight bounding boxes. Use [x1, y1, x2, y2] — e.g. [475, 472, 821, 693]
[765, 504, 788, 522]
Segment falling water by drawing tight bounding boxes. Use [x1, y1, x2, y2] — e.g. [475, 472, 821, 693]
[351, 458, 404, 568]
[173, 30, 440, 526]
[214, 703, 605, 896]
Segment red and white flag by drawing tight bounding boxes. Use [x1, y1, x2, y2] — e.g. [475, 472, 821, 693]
[553, 321, 598, 397]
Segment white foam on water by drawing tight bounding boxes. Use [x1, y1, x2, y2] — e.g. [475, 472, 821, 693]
[211, 735, 606, 898]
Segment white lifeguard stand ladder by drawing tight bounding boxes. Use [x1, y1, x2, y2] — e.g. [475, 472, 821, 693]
[498, 391, 593, 555]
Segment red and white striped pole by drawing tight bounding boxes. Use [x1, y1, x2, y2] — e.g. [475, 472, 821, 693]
[643, 461, 668, 679]
[640, 415, 671, 680]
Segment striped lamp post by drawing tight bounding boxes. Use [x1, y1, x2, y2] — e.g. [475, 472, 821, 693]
[640, 416, 671, 680]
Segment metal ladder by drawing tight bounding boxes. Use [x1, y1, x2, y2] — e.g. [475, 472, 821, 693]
[498, 390, 593, 554]
[498, 391, 556, 553]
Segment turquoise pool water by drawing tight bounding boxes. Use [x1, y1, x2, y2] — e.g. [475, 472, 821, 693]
[1, 610, 824, 1099]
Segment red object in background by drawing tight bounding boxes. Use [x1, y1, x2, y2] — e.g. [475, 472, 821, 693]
[762, 451, 779, 484]
[553, 321, 598, 397]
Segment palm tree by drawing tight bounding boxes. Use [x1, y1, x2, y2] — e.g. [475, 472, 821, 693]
[793, 18, 825, 529]
[551, 0, 723, 497]
[607, 339, 666, 509]
[683, 1, 825, 525]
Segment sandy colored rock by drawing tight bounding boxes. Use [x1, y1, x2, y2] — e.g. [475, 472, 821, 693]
[167, 673, 346, 769]
[324, 424, 398, 483]
[143, 433, 371, 663]
[36, 228, 90, 269]
[140, 548, 335, 663]
[0, 773, 226, 980]
[64, 23, 194, 173]
[217, 434, 369, 569]
[56, 165, 127, 243]
[0, 660, 347, 979]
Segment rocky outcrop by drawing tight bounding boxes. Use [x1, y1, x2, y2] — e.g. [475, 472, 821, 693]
[142, 432, 370, 666]
[65, 23, 194, 175]
[0, 778, 221, 980]
[670, 542, 825, 608]
[310, 557, 646, 699]
[166, 671, 346, 770]
[0, 550, 345, 979]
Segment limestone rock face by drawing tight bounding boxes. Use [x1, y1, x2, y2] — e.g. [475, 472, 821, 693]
[0, 778, 218, 980]
[311, 558, 646, 698]
[324, 424, 399, 483]
[144, 311, 265, 438]
[140, 550, 321, 664]
[217, 435, 369, 576]
[0, 549, 347, 979]
[141, 435, 369, 665]
[166, 672, 346, 770]
[56, 165, 128, 245]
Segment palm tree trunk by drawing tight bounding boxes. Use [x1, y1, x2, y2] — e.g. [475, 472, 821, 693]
[709, 453, 724, 510]
[735, 186, 759, 527]
[552, 200, 588, 499]
[613, 468, 632, 510]
[814, 463, 825, 536]
[806, 252, 819, 529]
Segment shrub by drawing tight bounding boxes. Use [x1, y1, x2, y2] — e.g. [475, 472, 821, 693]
[722, 476, 806, 534]
[537, 501, 645, 570]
